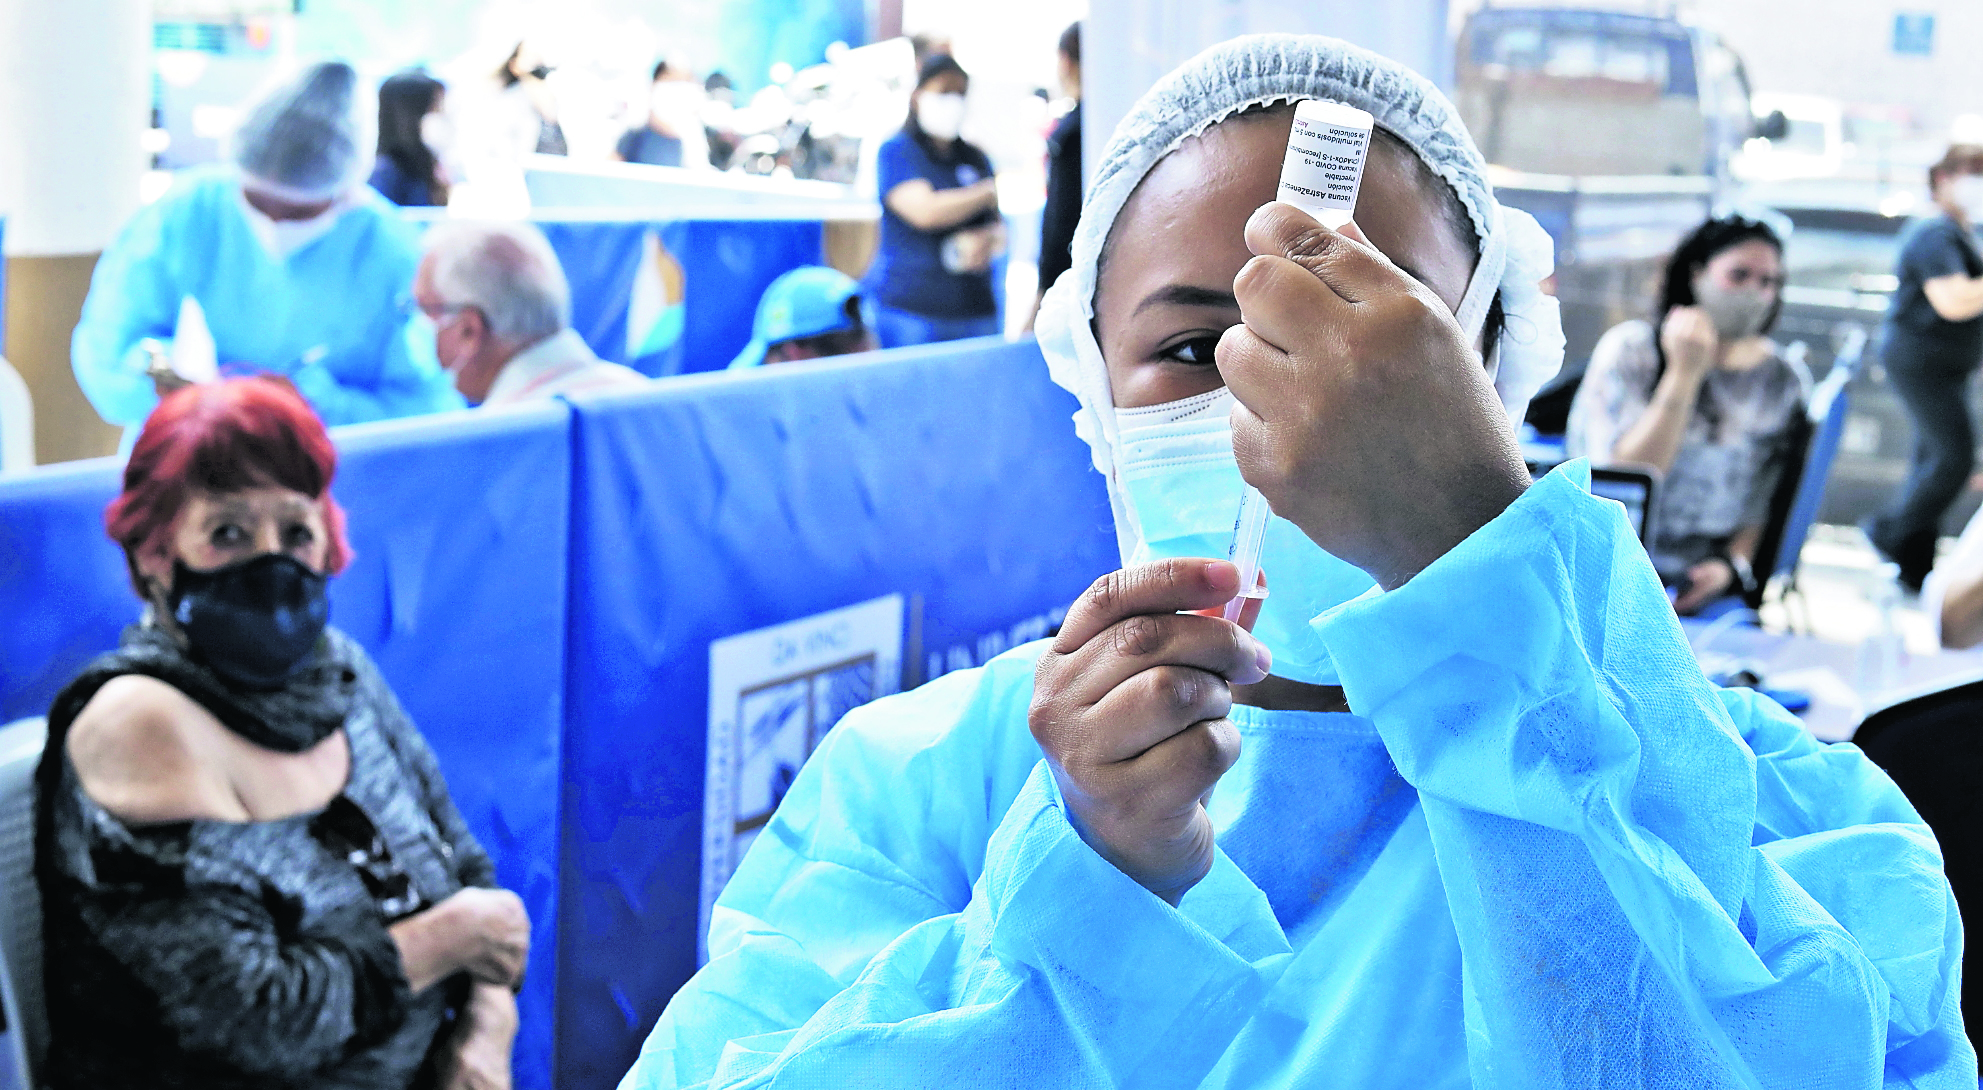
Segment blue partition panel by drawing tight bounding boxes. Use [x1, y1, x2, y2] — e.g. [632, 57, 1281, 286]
[328, 404, 572, 1090]
[539, 219, 825, 380]
[555, 337, 1117, 1086]
[0, 459, 130, 723]
[0, 404, 572, 1090]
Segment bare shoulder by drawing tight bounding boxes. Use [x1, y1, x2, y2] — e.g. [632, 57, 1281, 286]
[66, 676, 244, 824]
[1593, 320, 1658, 374]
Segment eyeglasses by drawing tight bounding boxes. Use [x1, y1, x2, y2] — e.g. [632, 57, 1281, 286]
[394, 292, 469, 322]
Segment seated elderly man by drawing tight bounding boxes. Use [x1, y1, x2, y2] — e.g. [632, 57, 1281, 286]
[727, 266, 878, 369]
[414, 221, 648, 406]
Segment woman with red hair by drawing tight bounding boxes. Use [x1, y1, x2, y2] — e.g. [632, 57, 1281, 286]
[37, 376, 527, 1090]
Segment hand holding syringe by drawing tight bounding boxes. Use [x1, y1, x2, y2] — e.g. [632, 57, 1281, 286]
[1220, 100, 1374, 622]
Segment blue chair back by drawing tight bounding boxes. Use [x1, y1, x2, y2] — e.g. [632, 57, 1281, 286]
[1767, 324, 1869, 588]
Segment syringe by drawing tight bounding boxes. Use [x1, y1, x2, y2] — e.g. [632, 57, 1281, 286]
[1221, 100, 1375, 625]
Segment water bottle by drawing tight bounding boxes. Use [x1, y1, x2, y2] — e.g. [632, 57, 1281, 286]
[1857, 562, 1906, 697]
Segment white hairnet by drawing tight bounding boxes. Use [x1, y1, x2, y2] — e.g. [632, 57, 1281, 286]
[234, 61, 375, 203]
[1036, 33, 1565, 560]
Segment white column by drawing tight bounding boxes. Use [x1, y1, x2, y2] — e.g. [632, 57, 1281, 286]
[0, 0, 151, 258]
[1083, 0, 1452, 185]
[0, 0, 151, 463]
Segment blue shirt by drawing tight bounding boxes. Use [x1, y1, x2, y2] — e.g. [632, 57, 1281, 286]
[866, 130, 998, 319]
[368, 155, 440, 208]
[71, 166, 461, 432]
[617, 126, 684, 168]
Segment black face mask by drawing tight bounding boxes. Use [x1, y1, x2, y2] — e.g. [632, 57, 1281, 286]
[168, 553, 330, 691]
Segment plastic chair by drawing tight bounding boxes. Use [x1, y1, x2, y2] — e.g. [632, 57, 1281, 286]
[1852, 677, 1983, 1059]
[0, 719, 43, 1089]
[0, 357, 32, 476]
[1747, 324, 1870, 612]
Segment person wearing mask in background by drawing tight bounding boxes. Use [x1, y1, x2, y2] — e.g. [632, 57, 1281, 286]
[495, 41, 567, 158]
[370, 70, 451, 208]
[1027, 21, 1082, 331]
[864, 54, 1003, 349]
[621, 34, 1967, 1088]
[728, 266, 877, 369]
[72, 61, 460, 450]
[40, 377, 528, 1090]
[616, 60, 709, 169]
[414, 220, 646, 407]
[1865, 144, 1983, 591]
[1566, 215, 1804, 615]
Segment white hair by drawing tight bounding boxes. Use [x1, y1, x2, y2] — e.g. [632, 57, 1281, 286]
[423, 220, 571, 343]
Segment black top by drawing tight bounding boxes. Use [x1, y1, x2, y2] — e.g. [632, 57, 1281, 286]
[1884, 213, 1983, 365]
[37, 625, 498, 1090]
[1037, 104, 1082, 298]
[866, 129, 999, 319]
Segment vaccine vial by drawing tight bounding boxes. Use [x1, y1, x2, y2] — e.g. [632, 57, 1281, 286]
[1218, 100, 1376, 626]
[1276, 99, 1374, 229]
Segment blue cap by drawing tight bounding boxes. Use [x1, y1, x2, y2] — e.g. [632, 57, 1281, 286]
[728, 266, 863, 369]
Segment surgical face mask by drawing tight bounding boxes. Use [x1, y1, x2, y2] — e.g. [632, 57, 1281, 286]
[409, 309, 470, 377]
[420, 111, 454, 158]
[1114, 389, 1376, 686]
[1691, 278, 1774, 342]
[169, 553, 330, 693]
[651, 81, 701, 122]
[916, 92, 967, 141]
[1953, 175, 1983, 226]
[240, 189, 346, 261]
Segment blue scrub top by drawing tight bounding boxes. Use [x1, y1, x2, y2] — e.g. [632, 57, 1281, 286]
[71, 166, 461, 433]
[865, 129, 998, 320]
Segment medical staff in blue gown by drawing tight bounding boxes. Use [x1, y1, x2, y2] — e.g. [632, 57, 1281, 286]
[623, 35, 1974, 1090]
[72, 61, 459, 446]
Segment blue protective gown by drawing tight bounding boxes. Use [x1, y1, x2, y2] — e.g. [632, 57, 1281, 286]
[623, 467, 1973, 1089]
[71, 166, 461, 435]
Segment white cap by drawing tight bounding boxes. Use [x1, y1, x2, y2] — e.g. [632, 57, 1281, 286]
[234, 61, 374, 203]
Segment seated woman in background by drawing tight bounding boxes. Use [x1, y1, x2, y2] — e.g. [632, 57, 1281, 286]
[1566, 215, 1806, 614]
[371, 70, 451, 208]
[37, 377, 528, 1090]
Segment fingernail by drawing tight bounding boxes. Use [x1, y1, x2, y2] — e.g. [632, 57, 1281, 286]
[1254, 641, 1273, 677]
[1206, 561, 1239, 594]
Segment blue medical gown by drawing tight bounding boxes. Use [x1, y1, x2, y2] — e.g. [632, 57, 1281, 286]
[623, 467, 1973, 1089]
[71, 167, 460, 433]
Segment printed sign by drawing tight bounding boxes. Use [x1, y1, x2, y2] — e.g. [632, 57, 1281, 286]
[699, 594, 905, 959]
[1892, 13, 1935, 56]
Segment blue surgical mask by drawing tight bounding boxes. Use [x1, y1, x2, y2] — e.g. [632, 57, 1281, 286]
[1115, 389, 1376, 685]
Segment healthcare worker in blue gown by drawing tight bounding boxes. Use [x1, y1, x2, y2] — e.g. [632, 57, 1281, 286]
[72, 61, 459, 448]
[623, 36, 1974, 1090]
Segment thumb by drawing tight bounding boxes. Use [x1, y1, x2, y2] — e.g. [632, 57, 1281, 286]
[1243, 201, 1396, 305]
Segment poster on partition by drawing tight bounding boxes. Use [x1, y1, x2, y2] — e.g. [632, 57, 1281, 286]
[699, 594, 905, 959]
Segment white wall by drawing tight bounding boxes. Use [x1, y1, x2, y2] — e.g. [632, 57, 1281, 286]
[1687, 0, 1983, 140]
[1082, 0, 1453, 183]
